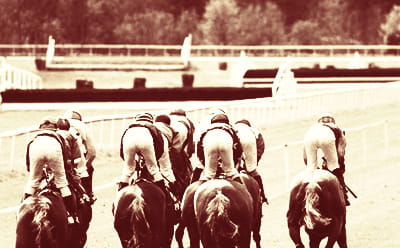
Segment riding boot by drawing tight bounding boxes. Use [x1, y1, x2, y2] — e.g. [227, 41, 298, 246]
[252, 174, 269, 205]
[81, 176, 96, 204]
[117, 182, 129, 191]
[332, 168, 350, 206]
[63, 195, 79, 224]
[190, 167, 203, 183]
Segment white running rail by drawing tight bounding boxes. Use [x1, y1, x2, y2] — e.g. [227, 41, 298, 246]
[0, 57, 43, 92]
[0, 82, 399, 171]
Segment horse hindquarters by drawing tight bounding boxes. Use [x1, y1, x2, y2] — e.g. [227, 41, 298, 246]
[195, 181, 253, 248]
[16, 195, 68, 248]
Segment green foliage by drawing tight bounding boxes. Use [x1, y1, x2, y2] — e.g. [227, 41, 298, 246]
[0, 0, 399, 44]
[234, 2, 287, 45]
[381, 5, 400, 44]
[200, 0, 240, 45]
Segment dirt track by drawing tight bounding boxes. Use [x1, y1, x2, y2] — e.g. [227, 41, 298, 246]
[1, 101, 399, 247]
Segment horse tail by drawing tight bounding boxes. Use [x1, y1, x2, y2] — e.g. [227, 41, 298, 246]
[304, 181, 332, 229]
[205, 190, 238, 240]
[31, 196, 56, 246]
[128, 185, 150, 248]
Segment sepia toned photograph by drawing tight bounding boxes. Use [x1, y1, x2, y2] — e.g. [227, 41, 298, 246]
[0, 0, 399, 247]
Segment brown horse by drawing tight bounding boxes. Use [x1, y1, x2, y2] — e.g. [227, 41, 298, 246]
[176, 178, 253, 248]
[16, 183, 92, 248]
[16, 191, 68, 248]
[113, 179, 167, 248]
[176, 173, 262, 248]
[287, 169, 347, 248]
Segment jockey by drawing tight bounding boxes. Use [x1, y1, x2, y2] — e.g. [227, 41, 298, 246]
[118, 113, 171, 198]
[234, 119, 268, 204]
[56, 117, 86, 184]
[169, 108, 196, 158]
[154, 114, 178, 192]
[64, 109, 97, 204]
[24, 117, 78, 223]
[191, 107, 227, 182]
[303, 112, 350, 205]
[196, 113, 243, 183]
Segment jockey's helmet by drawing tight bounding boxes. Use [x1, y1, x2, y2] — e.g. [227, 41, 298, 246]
[318, 112, 335, 124]
[170, 109, 186, 116]
[208, 107, 226, 116]
[211, 113, 229, 124]
[135, 112, 154, 123]
[64, 109, 83, 121]
[57, 117, 70, 130]
[235, 119, 251, 127]
[155, 114, 171, 125]
[39, 116, 58, 129]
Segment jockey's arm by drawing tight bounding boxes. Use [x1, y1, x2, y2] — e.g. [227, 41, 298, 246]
[158, 136, 176, 183]
[84, 132, 96, 164]
[70, 134, 88, 178]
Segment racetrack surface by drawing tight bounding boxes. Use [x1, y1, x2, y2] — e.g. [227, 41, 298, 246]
[2, 57, 400, 247]
[1, 101, 399, 248]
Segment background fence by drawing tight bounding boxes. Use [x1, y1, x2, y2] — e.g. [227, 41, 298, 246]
[0, 57, 42, 92]
[1, 81, 399, 172]
[2, 44, 400, 57]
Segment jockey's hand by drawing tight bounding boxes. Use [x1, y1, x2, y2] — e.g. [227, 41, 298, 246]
[72, 174, 81, 184]
[168, 182, 177, 194]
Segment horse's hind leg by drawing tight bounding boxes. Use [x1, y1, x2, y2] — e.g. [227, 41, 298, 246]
[309, 236, 323, 248]
[238, 232, 252, 248]
[175, 223, 185, 248]
[252, 220, 262, 248]
[187, 224, 201, 248]
[336, 225, 348, 248]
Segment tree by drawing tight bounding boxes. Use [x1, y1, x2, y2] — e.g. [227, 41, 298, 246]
[289, 20, 322, 45]
[381, 5, 400, 44]
[199, 0, 240, 45]
[234, 2, 287, 45]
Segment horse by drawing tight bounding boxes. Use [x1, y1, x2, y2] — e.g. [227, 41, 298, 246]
[16, 172, 92, 248]
[287, 169, 347, 248]
[176, 178, 254, 248]
[176, 172, 262, 248]
[112, 179, 167, 248]
[16, 190, 68, 248]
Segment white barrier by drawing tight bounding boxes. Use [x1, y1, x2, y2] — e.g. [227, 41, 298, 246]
[0, 117, 392, 214]
[0, 82, 399, 171]
[0, 57, 43, 92]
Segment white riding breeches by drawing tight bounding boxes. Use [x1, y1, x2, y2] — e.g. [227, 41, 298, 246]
[25, 136, 71, 197]
[304, 124, 339, 171]
[200, 128, 239, 180]
[121, 127, 163, 183]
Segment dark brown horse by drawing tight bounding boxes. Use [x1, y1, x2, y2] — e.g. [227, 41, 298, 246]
[287, 169, 347, 248]
[16, 191, 68, 248]
[16, 183, 92, 248]
[176, 173, 263, 248]
[113, 179, 167, 248]
[176, 178, 253, 248]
